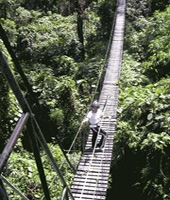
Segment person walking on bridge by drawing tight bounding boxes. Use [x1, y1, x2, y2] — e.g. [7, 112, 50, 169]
[82, 101, 107, 149]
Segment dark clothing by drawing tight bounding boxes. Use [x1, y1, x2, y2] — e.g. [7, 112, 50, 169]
[91, 126, 107, 148]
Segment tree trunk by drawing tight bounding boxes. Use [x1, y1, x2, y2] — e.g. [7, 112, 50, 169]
[76, 0, 86, 61]
[77, 14, 85, 60]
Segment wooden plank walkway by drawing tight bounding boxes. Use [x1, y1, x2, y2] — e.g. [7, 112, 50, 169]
[70, 0, 126, 199]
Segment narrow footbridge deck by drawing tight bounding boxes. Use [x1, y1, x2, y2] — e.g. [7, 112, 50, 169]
[70, 0, 126, 199]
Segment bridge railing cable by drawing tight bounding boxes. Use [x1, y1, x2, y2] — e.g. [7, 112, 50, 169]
[66, 0, 119, 159]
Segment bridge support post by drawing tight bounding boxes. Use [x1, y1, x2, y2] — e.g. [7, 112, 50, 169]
[0, 179, 9, 200]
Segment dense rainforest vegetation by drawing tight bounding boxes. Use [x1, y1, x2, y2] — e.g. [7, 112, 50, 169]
[0, 0, 170, 199]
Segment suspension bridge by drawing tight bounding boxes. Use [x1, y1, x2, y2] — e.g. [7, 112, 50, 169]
[0, 0, 126, 199]
[70, 0, 125, 199]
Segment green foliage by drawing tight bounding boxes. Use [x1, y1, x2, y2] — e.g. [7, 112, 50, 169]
[97, 0, 115, 40]
[140, 6, 170, 81]
[15, 12, 80, 63]
[124, 5, 170, 81]
[0, 0, 107, 149]
[0, 73, 10, 152]
[115, 64, 170, 199]
[148, 0, 170, 13]
[0, 18, 17, 43]
[114, 77, 170, 198]
[112, 5, 170, 199]
[5, 0, 170, 199]
[120, 52, 150, 87]
[0, 1, 115, 199]
[126, 0, 149, 21]
[4, 139, 80, 199]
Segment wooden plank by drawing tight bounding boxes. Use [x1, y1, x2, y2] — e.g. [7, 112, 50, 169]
[71, 179, 108, 185]
[80, 161, 112, 166]
[77, 167, 110, 172]
[72, 181, 108, 188]
[83, 150, 113, 155]
[71, 188, 106, 196]
[71, 193, 106, 200]
[78, 162, 111, 167]
[71, 185, 107, 192]
[80, 158, 111, 164]
[80, 158, 112, 163]
[71, 197, 105, 200]
[76, 169, 110, 175]
[72, 176, 109, 183]
[74, 172, 109, 178]
[74, 173, 110, 180]
[78, 163, 112, 169]
[71, 189, 106, 195]
[77, 167, 110, 173]
[78, 161, 110, 169]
